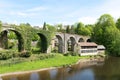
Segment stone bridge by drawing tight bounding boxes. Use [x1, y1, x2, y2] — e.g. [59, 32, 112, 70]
[0, 25, 24, 52]
[0, 24, 91, 53]
[51, 32, 91, 53]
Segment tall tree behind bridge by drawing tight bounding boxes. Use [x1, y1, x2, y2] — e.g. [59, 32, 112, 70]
[75, 22, 91, 36]
[43, 22, 48, 30]
[66, 25, 70, 33]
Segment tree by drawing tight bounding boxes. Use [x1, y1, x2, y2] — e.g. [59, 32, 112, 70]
[75, 22, 91, 36]
[66, 25, 70, 33]
[85, 24, 94, 36]
[116, 18, 120, 30]
[43, 22, 48, 30]
[0, 21, 2, 32]
[8, 31, 17, 39]
[92, 14, 120, 56]
[70, 25, 75, 34]
[75, 22, 84, 34]
[46, 24, 57, 32]
[56, 24, 62, 31]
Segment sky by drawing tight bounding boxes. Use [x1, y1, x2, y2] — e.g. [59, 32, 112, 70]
[0, 0, 120, 26]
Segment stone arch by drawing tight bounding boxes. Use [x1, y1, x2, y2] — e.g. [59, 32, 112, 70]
[78, 38, 84, 42]
[0, 29, 24, 52]
[55, 35, 63, 53]
[87, 39, 91, 42]
[37, 33, 48, 53]
[67, 37, 76, 51]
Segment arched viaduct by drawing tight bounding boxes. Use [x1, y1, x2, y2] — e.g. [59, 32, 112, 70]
[0, 25, 91, 53]
[52, 32, 91, 53]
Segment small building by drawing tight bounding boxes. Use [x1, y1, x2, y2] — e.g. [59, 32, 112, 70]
[97, 45, 105, 53]
[78, 42, 98, 56]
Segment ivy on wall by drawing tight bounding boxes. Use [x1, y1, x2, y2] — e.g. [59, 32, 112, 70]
[0, 23, 56, 53]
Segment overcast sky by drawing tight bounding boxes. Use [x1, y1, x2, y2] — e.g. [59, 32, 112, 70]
[0, 0, 120, 26]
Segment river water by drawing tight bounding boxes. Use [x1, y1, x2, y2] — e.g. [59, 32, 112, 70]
[1, 57, 120, 80]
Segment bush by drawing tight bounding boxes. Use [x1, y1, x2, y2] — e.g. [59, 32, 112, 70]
[8, 40, 15, 49]
[63, 53, 70, 56]
[70, 52, 78, 56]
[38, 54, 56, 60]
[19, 51, 32, 58]
[0, 51, 12, 60]
[64, 52, 78, 56]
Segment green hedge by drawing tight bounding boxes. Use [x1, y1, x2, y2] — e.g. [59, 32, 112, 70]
[0, 50, 18, 60]
[19, 51, 32, 58]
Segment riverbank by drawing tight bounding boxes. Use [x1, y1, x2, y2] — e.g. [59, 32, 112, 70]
[0, 54, 105, 77]
[0, 54, 88, 74]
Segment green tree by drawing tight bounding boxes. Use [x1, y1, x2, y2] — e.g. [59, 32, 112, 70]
[8, 31, 17, 39]
[116, 18, 120, 30]
[66, 25, 70, 33]
[46, 24, 57, 32]
[75, 22, 91, 36]
[75, 22, 84, 34]
[0, 21, 2, 32]
[56, 24, 62, 31]
[85, 24, 94, 36]
[56, 24, 66, 33]
[43, 22, 48, 30]
[92, 14, 120, 56]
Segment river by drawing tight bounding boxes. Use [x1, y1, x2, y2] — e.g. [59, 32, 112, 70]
[0, 57, 120, 80]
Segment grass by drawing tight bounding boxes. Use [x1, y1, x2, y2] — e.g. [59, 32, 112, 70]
[0, 54, 90, 74]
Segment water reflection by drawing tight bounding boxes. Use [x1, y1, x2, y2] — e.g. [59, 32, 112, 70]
[0, 77, 3, 80]
[30, 72, 39, 80]
[1, 57, 120, 80]
[10, 77, 17, 80]
[93, 57, 120, 80]
[49, 69, 58, 80]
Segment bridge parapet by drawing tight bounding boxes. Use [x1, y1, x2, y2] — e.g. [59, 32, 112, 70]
[2, 27, 15, 31]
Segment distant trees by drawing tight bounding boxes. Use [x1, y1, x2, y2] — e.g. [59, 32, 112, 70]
[75, 22, 92, 36]
[66, 25, 70, 33]
[46, 24, 57, 32]
[56, 24, 66, 33]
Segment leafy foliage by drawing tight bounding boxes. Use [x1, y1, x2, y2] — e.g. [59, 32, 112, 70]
[43, 22, 48, 30]
[19, 51, 32, 57]
[92, 14, 120, 56]
[116, 18, 120, 30]
[66, 25, 70, 33]
[8, 31, 17, 39]
[75, 22, 91, 36]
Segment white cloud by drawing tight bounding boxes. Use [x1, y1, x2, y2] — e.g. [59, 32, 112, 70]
[17, 12, 27, 16]
[8, 6, 48, 18]
[78, 16, 97, 24]
[9, 11, 36, 18]
[75, 0, 120, 24]
[27, 6, 47, 12]
[99, 0, 120, 19]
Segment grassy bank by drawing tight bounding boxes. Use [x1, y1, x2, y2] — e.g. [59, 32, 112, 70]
[0, 54, 89, 74]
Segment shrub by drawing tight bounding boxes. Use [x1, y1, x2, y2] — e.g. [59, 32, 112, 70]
[63, 52, 78, 56]
[0, 51, 13, 60]
[19, 51, 32, 58]
[38, 54, 56, 60]
[70, 52, 78, 56]
[8, 40, 16, 49]
[63, 53, 70, 56]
